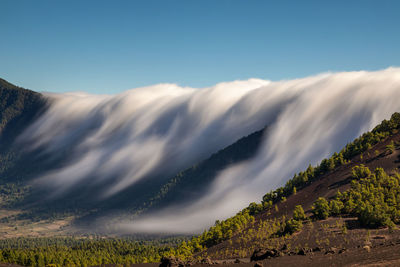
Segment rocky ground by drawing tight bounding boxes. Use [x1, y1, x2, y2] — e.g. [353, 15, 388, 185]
[152, 216, 400, 267]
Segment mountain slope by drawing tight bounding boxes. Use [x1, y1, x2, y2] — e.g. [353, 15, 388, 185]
[204, 127, 400, 259]
[0, 79, 52, 217]
[0, 78, 46, 146]
[0, 79, 48, 185]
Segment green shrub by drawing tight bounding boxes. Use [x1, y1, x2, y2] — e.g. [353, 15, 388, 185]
[352, 165, 371, 179]
[293, 205, 307, 221]
[358, 203, 393, 228]
[386, 140, 395, 154]
[312, 197, 330, 220]
[338, 166, 400, 227]
[284, 219, 303, 234]
[329, 200, 344, 215]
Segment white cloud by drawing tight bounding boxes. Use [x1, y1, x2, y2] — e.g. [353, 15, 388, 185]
[19, 68, 400, 233]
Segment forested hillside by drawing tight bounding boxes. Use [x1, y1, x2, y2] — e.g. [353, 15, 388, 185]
[0, 79, 47, 209]
[0, 78, 46, 145]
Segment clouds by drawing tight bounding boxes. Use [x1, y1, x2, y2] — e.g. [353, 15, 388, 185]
[20, 79, 271, 197]
[20, 68, 400, 233]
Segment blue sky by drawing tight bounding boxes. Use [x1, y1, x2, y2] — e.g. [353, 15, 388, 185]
[1, 0, 400, 94]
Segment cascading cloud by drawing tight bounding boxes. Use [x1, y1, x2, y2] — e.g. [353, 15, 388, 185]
[20, 67, 400, 233]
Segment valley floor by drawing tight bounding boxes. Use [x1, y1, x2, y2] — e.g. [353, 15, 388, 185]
[0, 210, 74, 239]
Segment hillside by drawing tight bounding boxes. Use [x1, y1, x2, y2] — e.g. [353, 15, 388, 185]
[0, 79, 48, 196]
[0, 78, 46, 146]
[202, 121, 400, 259]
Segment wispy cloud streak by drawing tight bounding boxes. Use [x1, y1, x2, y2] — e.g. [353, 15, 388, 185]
[20, 68, 400, 233]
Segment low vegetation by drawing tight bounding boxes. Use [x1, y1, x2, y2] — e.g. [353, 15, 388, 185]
[333, 165, 400, 228]
[0, 237, 188, 266]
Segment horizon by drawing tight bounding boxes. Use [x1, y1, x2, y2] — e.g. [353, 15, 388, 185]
[1, 0, 400, 94]
[3, 67, 400, 95]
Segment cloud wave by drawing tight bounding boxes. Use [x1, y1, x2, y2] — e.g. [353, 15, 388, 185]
[20, 68, 400, 233]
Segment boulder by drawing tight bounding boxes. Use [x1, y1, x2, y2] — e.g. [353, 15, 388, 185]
[298, 247, 313, 255]
[297, 248, 306, 255]
[200, 257, 213, 265]
[159, 256, 184, 267]
[250, 248, 279, 261]
[312, 246, 322, 252]
[325, 247, 339, 255]
[363, 245, 371, 252]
